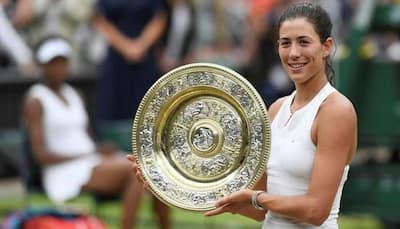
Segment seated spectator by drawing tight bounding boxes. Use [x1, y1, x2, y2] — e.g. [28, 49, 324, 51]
[22, 36, 143, 229]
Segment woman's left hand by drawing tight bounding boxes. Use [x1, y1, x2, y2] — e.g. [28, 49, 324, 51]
[204, 189, 255, 217]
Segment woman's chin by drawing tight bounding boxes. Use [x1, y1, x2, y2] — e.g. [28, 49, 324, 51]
[288, 73, 307, 83]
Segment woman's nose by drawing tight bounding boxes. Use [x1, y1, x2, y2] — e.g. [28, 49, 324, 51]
[289, 45, 301, 59]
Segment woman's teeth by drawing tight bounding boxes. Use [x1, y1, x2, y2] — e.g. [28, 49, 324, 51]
[290, 63, 305, 68]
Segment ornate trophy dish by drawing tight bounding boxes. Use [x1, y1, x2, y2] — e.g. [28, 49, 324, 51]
[132, 63, 270, 211]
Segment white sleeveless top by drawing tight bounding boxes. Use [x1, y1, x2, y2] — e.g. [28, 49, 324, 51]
[263, 83, 349, 229]
[28, 83, 101, 203]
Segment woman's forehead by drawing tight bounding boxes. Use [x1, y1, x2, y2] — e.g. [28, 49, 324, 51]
[279, 18, 318, 39]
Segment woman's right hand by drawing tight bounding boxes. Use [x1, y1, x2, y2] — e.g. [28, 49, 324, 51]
[126, 154, 149, 189]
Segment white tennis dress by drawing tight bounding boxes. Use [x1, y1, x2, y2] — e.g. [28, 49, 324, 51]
[28, 83, 101, 203]
[263, 83, 349, 229]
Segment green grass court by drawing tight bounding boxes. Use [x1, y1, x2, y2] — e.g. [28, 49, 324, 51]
[0, 191, 384, 229]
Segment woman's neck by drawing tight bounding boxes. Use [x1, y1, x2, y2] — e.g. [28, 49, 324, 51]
[44, 81, 63, 94]
[43, 82, 69, 105]
[291, 75, 328, 112]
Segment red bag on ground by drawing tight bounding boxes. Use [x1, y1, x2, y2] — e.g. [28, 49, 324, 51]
[23, 215, 106, 229]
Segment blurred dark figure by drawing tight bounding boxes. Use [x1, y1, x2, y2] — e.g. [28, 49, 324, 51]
[93, 0, 167, 122]
[92, 1, 171, 228]
[22, 36, 143, 229]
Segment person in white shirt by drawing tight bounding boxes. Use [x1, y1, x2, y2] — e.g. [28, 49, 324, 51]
[22, 36, 143, 229]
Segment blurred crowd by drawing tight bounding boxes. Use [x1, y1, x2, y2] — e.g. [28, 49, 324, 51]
[0, 0, 399, 108]
[0, 0, 399, 100]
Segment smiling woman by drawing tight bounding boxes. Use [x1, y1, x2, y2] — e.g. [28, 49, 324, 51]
[277, 5, 335, 88]
[128, 2, 357, 228]
[277, 17, 333, 86]
[197, 2, 358, 229]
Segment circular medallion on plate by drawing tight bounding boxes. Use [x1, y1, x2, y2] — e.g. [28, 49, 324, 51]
[132, 63, 270, 211]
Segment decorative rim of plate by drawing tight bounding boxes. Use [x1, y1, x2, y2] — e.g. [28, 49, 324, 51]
[132, 63, 270, 211]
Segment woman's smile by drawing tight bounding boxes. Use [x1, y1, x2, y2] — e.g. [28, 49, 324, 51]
[288, 62, 308, 72]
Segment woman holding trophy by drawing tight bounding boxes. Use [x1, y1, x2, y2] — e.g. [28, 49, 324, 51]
[128, 2, 357, 228]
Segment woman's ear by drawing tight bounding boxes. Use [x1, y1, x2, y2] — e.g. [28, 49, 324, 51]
[323, 37, 334, 58]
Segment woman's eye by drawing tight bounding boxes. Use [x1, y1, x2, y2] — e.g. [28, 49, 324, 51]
[299, 40, 309, 46]
[280, 41, 290, 47]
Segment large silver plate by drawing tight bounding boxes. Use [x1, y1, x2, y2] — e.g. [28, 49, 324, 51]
[132, 63, 270, 211]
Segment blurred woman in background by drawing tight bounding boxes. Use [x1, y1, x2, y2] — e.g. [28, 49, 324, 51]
[22, 36, 143, 229]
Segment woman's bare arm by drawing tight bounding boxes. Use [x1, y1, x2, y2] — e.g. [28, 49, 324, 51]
[256, 94, 357, 225]
[12, 0, 33, 28]
[205, 94, 357, 225]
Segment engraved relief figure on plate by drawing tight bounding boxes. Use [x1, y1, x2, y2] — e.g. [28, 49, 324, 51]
[192, 127, 215, 151]
[139, 126, 153, 158]
[183, 101, 210, 121]
[149, 167, 170, 192]
[200, 155, 229, 176]
[187, 72, 215, 86]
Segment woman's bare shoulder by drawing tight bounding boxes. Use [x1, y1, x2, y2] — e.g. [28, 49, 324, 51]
[23, 95, 43, 118]
[315, 91, 358, 163]
[268, 96, 288, 121]
[316, 91, 357, 137]
[321, 91, 356, 118]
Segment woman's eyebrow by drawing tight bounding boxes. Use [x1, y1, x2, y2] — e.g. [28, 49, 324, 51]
[279, 35, 312, 40]
[278, 37, 290, 41]
[297, 35, 313, 40]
